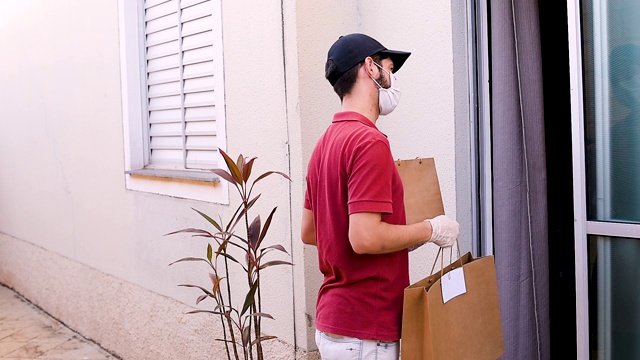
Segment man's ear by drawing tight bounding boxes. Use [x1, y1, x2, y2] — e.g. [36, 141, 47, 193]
[362, 57, 376, 77]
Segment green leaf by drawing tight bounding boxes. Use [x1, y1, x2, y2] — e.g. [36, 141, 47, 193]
[242, 157, 256, 183]
[219, 253, 240, 264]
[209, 273, 226, 296]
[241, 282, 259, 316]
[207, 243, 212, 262]
[232, 207, 248, 232]
[212, 305, 236, 315]
[258, 207, 277, 247]
[185, 310, 224, 316]
[214, 338, 240, 344]
[217, 249, 248, 272]
[246, 252, 255, 274]
[230, 234, 249, 248]
[257, 244, 291, 262]
[242, 324, 252, 347]
[178, 284, 215, 297]
[218, 237, 249, 256]
[248, 215, 261, 250]
[220, 149, 243, 184]
[261, 244, 290, 255]
[227, 233, 250, 248]
[210, 169, 236, 185]
[214, 231, 235, 243]
[249, 312, 274, 320]
[225, 206, 243, 233]
[245, 194, 262, 210]
[164, 228, 214, 238]
[259, 260, 293, 270]
[236, 154, 244, 176]
[251, 335, 277, 347]
[168, 257, 213, 269]
[254, 171, 291, 184]
[191, 208, 222, 232]
[216, 239, 228, 254]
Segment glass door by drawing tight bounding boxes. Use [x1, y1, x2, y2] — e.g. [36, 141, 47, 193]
[569, 0, 640, 358]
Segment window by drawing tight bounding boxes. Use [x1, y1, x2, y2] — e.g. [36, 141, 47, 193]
[579, 0, 640, 357]
[118, 0, 227, 202]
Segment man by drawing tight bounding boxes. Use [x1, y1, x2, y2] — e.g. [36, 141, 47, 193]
[301, 33, 460, 360]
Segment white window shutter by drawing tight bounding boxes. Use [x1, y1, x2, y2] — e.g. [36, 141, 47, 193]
[144, 0, 219, 170]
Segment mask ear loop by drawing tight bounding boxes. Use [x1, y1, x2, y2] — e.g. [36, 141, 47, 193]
[373, 61, 395, 89]
[371, 76, 384, 90]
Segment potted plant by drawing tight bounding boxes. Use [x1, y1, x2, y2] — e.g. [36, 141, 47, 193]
[166, 149, 293, 360]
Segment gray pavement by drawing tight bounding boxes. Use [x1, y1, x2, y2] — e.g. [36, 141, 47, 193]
[0, 285, 118, 360]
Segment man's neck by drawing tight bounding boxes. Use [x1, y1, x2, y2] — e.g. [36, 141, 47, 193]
[341, 87, 380, 124]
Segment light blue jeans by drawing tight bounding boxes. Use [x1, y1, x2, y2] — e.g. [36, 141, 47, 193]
[315, 330, 400, 360]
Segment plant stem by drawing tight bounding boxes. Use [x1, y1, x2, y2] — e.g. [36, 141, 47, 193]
[246, 273, 255, 360]
[243, 212, 258, 360]
[212, 266, 233, 360]
[220, 237, 240, 359]
[219, 307, 232, 359]
[255, 269, 263, 360]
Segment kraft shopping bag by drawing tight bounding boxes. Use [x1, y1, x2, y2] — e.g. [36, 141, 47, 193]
[401, 251, 504, 360]
[395, 158, 445, 224]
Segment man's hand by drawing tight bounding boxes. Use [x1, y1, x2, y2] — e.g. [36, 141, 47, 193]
[425, 215, 459, 247]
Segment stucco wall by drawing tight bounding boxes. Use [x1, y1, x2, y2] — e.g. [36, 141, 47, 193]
[0, 0, 469, 358]
[0, 233, 319, 360]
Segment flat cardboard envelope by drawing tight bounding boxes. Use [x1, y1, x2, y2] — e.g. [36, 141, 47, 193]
[395, 158, 445, 224]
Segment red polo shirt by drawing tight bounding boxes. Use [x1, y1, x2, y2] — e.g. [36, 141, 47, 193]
[304, 111, 409, 341]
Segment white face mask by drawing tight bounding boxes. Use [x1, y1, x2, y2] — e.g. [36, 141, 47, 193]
[371, 62, 401, 115]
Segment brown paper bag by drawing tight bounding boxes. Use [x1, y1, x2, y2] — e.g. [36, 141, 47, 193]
[395, 158, 445, 224]
[401, 252, 504, 360]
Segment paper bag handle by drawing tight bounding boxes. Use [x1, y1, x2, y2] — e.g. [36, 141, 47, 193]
[429, 241, 463, 278]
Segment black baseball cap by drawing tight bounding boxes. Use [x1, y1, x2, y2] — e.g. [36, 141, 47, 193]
[325, 33, 411, 86]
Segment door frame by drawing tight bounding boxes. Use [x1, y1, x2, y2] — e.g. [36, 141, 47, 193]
[567, 1, 590, 356]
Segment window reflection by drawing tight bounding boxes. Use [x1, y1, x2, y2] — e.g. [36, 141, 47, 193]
[609, 44, 640, 222]
[584, 38, 640, 223]
[589, 235, 640, 359]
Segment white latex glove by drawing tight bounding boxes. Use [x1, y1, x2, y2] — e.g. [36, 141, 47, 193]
[426, 215, 459, 247]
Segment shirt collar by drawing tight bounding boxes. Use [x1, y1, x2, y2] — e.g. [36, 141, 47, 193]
[332, 111, 388, 138]
[332, 111, 377, 129]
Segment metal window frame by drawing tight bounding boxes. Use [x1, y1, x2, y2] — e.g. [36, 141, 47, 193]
[470, 0, 494, 257]
[567, 0, 590, 357]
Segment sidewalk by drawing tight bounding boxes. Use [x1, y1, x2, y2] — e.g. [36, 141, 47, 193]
[0, 285, 118, 359]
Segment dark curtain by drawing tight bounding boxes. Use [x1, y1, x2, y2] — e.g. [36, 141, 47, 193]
[490, 0, 550, 359]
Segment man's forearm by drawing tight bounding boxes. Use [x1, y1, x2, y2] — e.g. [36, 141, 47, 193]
[348, 212, 432, 254]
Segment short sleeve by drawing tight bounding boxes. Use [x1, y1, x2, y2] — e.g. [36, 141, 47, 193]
[347, 138, 395, 214]
[304, 186, 311, 210]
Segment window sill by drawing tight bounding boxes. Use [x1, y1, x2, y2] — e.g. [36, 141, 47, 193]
[126, 168, 221, 183]
[124, 168, 228, 203]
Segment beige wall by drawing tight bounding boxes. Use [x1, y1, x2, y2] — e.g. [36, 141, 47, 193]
[0, 0, 470, 358]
